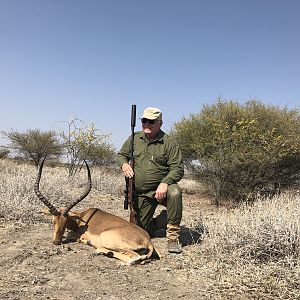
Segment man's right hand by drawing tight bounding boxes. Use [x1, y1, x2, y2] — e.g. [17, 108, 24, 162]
[122, 163, 134, 178]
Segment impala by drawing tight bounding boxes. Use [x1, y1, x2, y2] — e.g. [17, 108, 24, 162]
[34, 158, 159, 264]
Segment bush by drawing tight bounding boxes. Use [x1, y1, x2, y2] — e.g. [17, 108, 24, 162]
[0, 148, 9, 159]
[58, 118, 115, 176]
[83, 143, 116, 166]
[172, 99, 300, 203]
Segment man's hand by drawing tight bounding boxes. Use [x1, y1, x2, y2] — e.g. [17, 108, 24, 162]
[155, 183, 168, 202]
[122, 163, 134, 178]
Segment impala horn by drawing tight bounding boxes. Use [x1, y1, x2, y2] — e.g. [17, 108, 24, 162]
[34, 157, 60, 216]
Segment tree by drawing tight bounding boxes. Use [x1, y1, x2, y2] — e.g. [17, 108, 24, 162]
[58, 118, 115, 176]
[172, 99, 300, 204]
[2, 129, 63, 167]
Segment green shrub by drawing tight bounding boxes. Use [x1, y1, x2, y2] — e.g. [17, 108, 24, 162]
[173, 99, 300, 203]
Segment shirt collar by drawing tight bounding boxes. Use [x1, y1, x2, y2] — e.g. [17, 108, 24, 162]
[139, 129, 164, 143]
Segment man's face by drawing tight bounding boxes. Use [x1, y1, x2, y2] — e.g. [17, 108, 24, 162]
[141, 118, 162, 138]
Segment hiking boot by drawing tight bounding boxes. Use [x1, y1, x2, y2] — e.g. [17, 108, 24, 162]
[168, 238, 183, 253]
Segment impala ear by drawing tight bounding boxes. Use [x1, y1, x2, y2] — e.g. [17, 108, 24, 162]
[67, 210, 81, 218]
[41, 208, 52, 216]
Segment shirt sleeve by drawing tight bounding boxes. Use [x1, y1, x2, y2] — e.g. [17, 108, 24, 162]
[116, 136, 131, 168]
[160, 141, 184, 185]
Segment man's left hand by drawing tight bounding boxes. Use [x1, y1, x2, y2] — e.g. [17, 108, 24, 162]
[155, 183, 168, 202]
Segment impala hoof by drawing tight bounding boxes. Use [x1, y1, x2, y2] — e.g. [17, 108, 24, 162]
[105, 251, 114, 258]
[53, 240, 62, 245]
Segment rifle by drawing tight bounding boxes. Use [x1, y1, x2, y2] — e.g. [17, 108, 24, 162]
[124, 104, 137, 224]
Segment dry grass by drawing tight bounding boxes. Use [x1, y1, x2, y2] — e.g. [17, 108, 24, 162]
[190, 194, 300, 299]
[1, 158, 300, 299]
[0, 159, 124, 224]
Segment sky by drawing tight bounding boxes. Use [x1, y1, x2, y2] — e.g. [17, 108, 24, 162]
[0, 0, 299, 149]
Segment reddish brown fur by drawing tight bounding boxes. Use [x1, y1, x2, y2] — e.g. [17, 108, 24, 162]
[37, 158, 159, 264]
[49, 208, 159, 264]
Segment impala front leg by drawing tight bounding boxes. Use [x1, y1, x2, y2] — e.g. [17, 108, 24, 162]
[80, 232, 92, 246]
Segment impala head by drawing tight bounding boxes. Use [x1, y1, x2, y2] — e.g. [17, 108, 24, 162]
[34, 158, 92, 244]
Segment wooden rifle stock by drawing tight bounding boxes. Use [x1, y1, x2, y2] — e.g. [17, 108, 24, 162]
[124, 104, 137, 224]
[128, 162, 136, 224]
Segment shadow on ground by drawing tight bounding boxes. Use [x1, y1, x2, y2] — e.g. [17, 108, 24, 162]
[180, 224, 206, 246]
[152, 223, 207, 247]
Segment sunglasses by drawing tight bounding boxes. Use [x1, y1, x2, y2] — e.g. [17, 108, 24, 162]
[141, 118, 156, 124]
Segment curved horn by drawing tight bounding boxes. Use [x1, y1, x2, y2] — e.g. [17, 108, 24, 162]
[63, 160, 92, 216]
[34, 157, 60, 216]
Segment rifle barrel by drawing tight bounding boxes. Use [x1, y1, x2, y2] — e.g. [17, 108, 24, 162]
[131, 104, 136, 127]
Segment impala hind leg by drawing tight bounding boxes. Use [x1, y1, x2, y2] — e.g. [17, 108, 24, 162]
[93, 247, 114, 258]
[94, 247, 146, 265]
